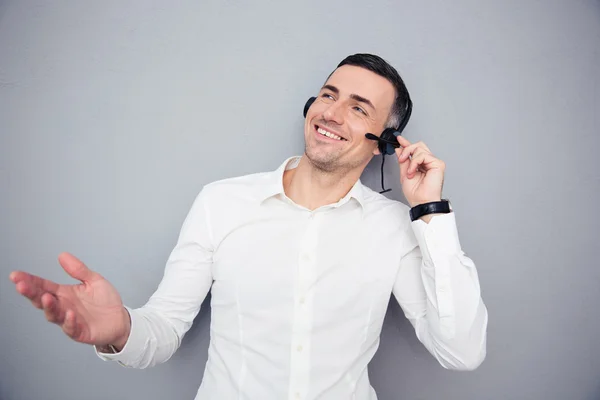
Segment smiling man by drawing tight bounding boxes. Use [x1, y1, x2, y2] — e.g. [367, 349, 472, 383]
[10, 53, 488, 400]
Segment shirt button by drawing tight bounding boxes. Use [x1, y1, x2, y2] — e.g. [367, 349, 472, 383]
[301, 253, 311, 262]
[295, 392, 301, 399]
[299, 297, 305, 305]
[439, 285, 447, 292]
[297, 345, 303, 352]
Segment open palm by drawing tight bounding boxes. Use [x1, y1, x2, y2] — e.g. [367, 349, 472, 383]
[10, 252, 129, 346]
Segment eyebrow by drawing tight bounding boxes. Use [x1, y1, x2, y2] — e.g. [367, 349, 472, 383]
[321, 84, 375, 111]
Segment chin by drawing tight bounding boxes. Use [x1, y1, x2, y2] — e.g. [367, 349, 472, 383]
[304, 147, 339, 173]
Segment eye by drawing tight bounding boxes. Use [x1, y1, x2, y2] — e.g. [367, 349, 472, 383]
[353, 106, 367, 115]
[321, 93, 334, 100]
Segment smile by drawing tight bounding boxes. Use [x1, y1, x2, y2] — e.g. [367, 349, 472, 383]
[315, 126, 347, 141]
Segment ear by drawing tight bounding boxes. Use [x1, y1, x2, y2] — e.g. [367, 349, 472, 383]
[372, 146, 380, 156]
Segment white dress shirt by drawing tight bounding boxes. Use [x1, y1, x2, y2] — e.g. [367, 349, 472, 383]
[96, 155, 488, 400]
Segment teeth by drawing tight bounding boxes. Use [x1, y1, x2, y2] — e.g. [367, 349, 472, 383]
[317, 127, 345, 141]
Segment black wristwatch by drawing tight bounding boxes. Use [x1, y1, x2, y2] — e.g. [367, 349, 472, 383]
[409, 199, 452, 221]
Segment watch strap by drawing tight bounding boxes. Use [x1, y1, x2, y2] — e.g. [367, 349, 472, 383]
[409, 199, 451, 221]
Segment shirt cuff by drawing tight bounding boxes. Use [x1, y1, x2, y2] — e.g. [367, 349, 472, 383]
[94, 306, 149, 366]
[410, 211, 462, 262]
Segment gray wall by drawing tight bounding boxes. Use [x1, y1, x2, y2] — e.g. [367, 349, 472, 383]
[1, 1, 599, 399]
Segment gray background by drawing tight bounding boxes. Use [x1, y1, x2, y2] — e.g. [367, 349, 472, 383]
[1, 1, 599, 399]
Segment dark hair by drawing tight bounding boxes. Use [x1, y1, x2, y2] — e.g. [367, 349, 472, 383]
[330, 53, 410, 129]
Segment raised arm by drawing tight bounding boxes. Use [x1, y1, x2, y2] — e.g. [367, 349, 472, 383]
[393, 212, 487, 370]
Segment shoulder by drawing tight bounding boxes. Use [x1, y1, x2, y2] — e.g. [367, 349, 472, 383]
[204, 170, 270, 193]
[192, 169, 275, 208]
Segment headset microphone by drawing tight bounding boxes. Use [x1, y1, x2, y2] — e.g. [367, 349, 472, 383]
[303, 94, 412, 194]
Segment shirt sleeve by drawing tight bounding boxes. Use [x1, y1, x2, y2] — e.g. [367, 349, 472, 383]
[392, 211, 488, 370]
[94, 187, 215, 368]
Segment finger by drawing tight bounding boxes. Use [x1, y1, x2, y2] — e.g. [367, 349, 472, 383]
[396, 135, 412, 148]
[406, 149, 425, 175]
[396, 136, 414, 162]
[416, 141, 431, 153]
[396, 142, 414, 161]
[399, 156, 410, 183]
[398, 143, 420, 162]
[408, 151, 439, 177]
[15, 281, 44, 309]
[408, 150, 429, 176]
[61, 309, 79, 340]
[42, 292, 66, 324]
[10, 271, 60, 294]
[14, 275, 60, 309]
[58, 252, 100, 283]
[398, 141, 431, 162]
[407, 154, 422, 177]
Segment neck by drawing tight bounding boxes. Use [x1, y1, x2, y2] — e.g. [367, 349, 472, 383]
[283, 155, 363, 210]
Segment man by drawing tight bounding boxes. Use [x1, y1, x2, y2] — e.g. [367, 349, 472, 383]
[10, 53, 488, 399]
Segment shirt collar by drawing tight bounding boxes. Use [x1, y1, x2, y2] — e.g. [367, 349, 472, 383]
[259, 155, 366, 211]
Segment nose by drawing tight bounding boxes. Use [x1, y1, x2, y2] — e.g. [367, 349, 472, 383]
[322, 101, 345, 125]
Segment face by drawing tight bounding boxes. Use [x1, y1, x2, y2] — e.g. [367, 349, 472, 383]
[303, 65, 396, 174]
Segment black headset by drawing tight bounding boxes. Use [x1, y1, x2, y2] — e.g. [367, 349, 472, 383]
[303, 93, 413, 193]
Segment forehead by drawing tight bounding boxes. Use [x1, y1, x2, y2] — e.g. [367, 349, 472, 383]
[324, 65, 396, 110]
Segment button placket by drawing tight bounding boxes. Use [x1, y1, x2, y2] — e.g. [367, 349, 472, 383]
[288, 212, 319, 400]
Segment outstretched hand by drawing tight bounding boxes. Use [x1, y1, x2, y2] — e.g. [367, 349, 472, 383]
[9, 252, 130, 348]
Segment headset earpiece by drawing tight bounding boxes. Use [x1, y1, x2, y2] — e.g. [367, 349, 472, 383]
[303, 97, 316, 118]
[364, 96, 413, 194]
[365, 97, 413, 155]
[379, 128, 402, 155]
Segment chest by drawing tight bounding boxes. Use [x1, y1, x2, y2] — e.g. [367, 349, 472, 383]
[209, 207, 401, 318]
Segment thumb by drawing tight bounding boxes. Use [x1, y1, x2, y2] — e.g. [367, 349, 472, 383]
[58, 252, 99, 283]
[398, 156, 410, 184]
